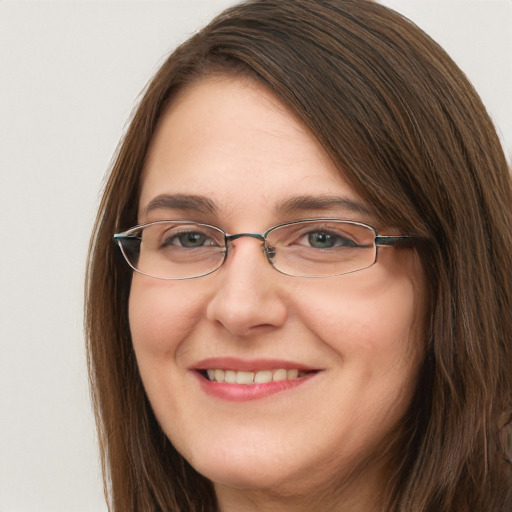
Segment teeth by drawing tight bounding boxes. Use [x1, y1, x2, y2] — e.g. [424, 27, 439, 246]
[287, 369, 299, 379]
[204, 368, 306, 384]
[273, 369, 287, 381]
[224, 370, 237, 384]
[254, 370, 272, 384]
[236, 371, 254, 384]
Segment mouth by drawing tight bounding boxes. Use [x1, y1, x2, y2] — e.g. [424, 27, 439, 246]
[192, 359, 321, 401]
[199, 368, 315, 385]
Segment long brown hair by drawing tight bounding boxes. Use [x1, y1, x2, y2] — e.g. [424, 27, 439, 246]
[85, 1, 512, 510]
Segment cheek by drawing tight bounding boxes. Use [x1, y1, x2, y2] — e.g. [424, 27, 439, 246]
[127, 277, 210, 440]
[128, 277, 205, 356]
[292, 263, 422, 368]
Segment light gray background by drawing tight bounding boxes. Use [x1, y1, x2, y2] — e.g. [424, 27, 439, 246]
[0, 1, 510, 511]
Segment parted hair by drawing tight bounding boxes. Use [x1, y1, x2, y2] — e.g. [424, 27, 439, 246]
[85, 1, 512, 510]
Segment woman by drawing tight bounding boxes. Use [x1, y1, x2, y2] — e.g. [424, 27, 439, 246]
[85, 0, 512, 510]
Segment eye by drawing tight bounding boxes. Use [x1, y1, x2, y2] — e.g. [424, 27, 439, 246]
[162, 230, 217, 248]
[305, 230, 358, 249]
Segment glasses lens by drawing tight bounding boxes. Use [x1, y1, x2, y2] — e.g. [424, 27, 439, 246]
[120, 221, 226, 279]
[266, 220, 376, 277]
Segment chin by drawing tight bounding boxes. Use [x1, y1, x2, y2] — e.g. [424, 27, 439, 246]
[184, 436, 341, 499]
[190, 446, 279, 488]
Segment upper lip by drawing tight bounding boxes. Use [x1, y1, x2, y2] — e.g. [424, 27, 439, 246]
[192, 357, 319, 372]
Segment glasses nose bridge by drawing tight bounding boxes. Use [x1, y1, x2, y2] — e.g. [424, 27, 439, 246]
[224, 232, 275, 261]
[225, 233, 266, 249]
[226, 232, 266, 243]
[226, 233, 267, 244]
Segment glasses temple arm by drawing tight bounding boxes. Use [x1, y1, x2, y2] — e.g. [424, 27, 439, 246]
[113, 233, 142, 244]
[375, 235, 417, 248]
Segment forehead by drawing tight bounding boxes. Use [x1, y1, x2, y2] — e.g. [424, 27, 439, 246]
[138, 77, 368, 227]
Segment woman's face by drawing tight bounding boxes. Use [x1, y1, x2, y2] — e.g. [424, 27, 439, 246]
[129, 76, 424, 507]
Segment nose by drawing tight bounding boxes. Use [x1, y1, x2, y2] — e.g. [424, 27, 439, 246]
[205, 236, 287, 337]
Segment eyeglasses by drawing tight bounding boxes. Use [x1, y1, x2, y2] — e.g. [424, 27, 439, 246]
[113, 219, 417, 280]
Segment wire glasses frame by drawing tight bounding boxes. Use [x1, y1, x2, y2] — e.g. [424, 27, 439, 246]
[113, 218, 417, 280]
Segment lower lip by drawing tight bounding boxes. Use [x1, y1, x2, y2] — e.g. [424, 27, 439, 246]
[194, 372, 317, 401]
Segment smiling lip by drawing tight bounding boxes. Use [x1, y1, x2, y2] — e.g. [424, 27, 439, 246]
[191, 357, 320, 401]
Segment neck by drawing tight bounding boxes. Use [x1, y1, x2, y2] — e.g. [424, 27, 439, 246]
[214, 463, 388, 512]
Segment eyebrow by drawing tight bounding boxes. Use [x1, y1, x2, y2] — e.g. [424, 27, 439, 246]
[277, 195, 373, 217]
[142, 193, 372, 220]
[142, 194, 218, 217]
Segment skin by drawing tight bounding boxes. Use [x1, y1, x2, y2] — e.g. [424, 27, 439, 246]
[129, 76, 425, 512]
